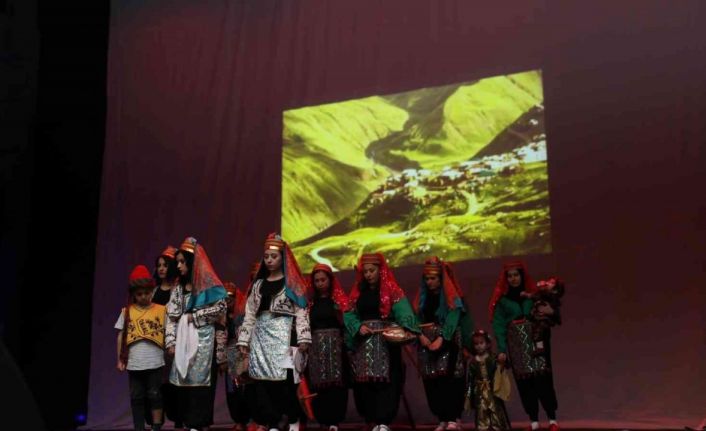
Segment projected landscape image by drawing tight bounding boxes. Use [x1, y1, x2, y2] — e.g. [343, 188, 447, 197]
[282, 70, 551, 272]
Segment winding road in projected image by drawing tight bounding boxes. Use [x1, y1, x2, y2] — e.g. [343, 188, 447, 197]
[461, 190, 480, 216]
[309, 227, 422, 272]
[310, 246, 338, 271]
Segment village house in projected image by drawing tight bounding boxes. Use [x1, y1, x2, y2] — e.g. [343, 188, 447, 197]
[282, 70, 551, 272]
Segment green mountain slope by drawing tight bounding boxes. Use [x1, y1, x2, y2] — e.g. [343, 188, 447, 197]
[282, 97, 408, 242]
[402, 70, 543, 168]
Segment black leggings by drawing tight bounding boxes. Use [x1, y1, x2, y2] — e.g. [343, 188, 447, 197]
[128, 367, 163, 431]
[252, 370, 300, 428]
[353, 345, 404, 425]
[226, 376, 252, 425]
[515, 372, 558, 421]
[177, 360, 219, 429]
[423, 375, 465, 422]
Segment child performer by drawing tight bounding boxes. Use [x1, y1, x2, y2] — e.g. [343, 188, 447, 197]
[115, 265, 167, 431]
[465, 330, 511, 431]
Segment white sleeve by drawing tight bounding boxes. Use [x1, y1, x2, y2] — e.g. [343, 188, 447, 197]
[236, 280, 261, 347]
[114, 308, 125, 330]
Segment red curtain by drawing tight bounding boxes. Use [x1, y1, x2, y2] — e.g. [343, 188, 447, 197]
[88, 1, 706, 428]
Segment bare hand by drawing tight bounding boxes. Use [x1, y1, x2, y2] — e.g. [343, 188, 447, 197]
[359, 325, 372, 336]
[186, 313, 194, 323]
[238, 345, 250, 355]
[167, 346, 175, 356]
[298, 343, 309, 353]
[419, 334, 431, 348]
[429, 337, 444, 351]
[497, 353, 507, 364]
[462, 348, 472, 360]
[116, 360, 126, 372]
[218, 362, 228, 376]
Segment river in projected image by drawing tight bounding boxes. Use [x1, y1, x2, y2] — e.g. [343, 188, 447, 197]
[282, 69, 551, 272]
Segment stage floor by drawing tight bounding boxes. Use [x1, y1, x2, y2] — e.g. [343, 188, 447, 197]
[87, 425, 691, 431]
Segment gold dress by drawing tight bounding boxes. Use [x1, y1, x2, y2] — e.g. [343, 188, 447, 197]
[466, 353, 511, 431]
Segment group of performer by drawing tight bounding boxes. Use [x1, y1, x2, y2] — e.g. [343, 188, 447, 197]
[116, 233, 565, 431]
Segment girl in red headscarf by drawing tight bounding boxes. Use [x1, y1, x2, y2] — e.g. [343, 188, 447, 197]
[414, 257, 473, 431]
[307, 263, 350, 431]
[489, 261, 560, 431]
[343, 253, 419, 431]
[237, 234, 311, 431]
[164, 237, 228, 431]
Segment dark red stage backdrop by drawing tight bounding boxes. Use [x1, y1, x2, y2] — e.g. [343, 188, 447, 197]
[87, 1, 706, 429]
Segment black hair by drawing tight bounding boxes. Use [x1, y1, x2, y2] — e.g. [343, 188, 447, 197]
[311, 269, 333, 298]
[255, 249, 283, 280]
[505, 267, 525, 302]
[176, 250, 194, 287]
[153, 254, 179, 285]
[470, 331, 493, 355]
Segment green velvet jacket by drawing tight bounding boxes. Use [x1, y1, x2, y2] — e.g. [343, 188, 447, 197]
[416, 302, 475, 350]
[491, 296, 533, 353]
[343, 297, 420, 349]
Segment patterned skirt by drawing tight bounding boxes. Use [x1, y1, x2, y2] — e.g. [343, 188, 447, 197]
[248, 312, 293, 381]
[418, 323, 464, 379]
[309, 328, 345, 388]
[506, 319, 549, 379]
[350, 320, 390, 382]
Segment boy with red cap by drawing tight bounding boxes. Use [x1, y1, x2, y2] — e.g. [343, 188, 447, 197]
[115, 265, 167, 431]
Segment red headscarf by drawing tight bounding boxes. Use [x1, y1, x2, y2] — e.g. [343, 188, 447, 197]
[414, 256, 464, 313]
[349, 253, 406, 319]
[488, 260, 536, 321]
[179, 237, 224, 296]
[310, 263, 350, 311]
[179, 237, 227, 311]
[244, 261, 261, 296]
[224, 282, 242, 315]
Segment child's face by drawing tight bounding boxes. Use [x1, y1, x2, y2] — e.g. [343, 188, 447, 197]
[157, 257, 169, 280]
[176, 253, 189, 276]
[473, 337, 488, 354]
[363, 264, 380, 285]
[424, 274, 441, 291]
[313, 271, 330, 295]
[263, 249, 282, 273]
[133, 288, 152, 307]
[506, 269, 522, 288]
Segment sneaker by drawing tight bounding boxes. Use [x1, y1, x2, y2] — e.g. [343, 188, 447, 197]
[434, 422, 447, 431]
[446, 422, 460, 430]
